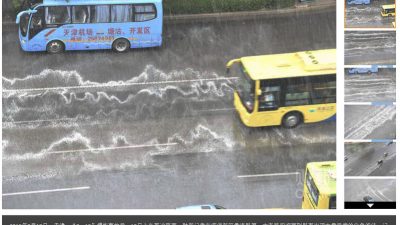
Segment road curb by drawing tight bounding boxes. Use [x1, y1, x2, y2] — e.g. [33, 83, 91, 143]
[2, 2, 335, 30]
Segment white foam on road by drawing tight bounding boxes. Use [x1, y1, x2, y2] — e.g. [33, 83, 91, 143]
[3, 186, 90, 196]
[47, 143, 178, 154]
[237, 172, 300, 178]
[3, 77, 239, 94]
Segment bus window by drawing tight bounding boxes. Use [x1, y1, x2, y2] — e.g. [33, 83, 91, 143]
[259, 80, 281, 111]
[29, 7, 44, 39]
[284, 78, 310, 106]
[329, 195, 336, 209]
[20, 13, 30, 37]
[72, 6, 90, 23]
[134, 4, 156, 22]
[311, 75, 336, 104]
[90, 5, 110, 23]
[233, 63, 255, 113]
[45, 6, 71, 25]
[111, 5, 134, 23]
[306, 169, 319, 207]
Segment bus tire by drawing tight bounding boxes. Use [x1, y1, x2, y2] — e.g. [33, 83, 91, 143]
[282, 112, 302, 128]
[46, 40, 64, 54]
[112, 38, 130, 53]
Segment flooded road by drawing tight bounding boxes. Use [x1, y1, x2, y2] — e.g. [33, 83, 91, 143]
[345, 68, 396, 102]
[346, 0, 395, 28]
[345, 105, 396, 140]
[345, 142, 396, 176]
[345, 179, 396, 202]
[344, 31, 396, 65]
[2, 8, 336, 209]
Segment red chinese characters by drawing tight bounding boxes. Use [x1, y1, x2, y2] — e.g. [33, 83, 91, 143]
[130, 27, 151, 35]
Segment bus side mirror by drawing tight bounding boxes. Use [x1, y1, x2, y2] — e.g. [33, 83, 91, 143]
[226, 59, 241, 74]
[256, 89, 262, 96]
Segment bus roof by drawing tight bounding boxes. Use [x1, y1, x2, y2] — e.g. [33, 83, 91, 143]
[307, 161, 336, 196]
[42, 0, 162, 6]
[240, 49, 336, 80]
[382, 4, 395, 9]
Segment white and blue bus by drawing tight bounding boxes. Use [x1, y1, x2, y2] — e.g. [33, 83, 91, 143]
[348, 67, 379, 75]
[347, 0, 370, 5]
[16, 0, 163, 53]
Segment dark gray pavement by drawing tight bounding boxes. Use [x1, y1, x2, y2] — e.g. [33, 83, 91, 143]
[345, 142, 396, 176]
[345, 31, 396, 65]
[345, 105, 396, 140]
[2, 8, 336, 209]
[345, 179, 396, 202]
[345, 68, 396, 102]
[346, 0, 395, 28]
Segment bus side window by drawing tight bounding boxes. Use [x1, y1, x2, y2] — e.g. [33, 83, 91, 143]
[46, 6, 71, 25]
[72, 6, 90, 24]
[310, 75, 336, 104]
[111, 5, 134, 22]
[259, 80, 281, 111]
[90, 5, 110, 23]
[284, 77, 310, 106]
[29, 7, 45, 39]
[134, 4, 156, 22]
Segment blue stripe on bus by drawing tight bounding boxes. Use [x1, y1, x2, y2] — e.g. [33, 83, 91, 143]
[371, 102, 394, 106]
[323, 114, 336, 122]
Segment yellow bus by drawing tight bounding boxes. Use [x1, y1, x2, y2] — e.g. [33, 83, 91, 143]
[381, 4, 395, 17]
[226, 49, 336, 128]
[302, 161, 336, 209]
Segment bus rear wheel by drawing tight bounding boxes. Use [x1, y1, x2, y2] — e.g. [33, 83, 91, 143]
[112, 38, 130, 53]
[46, 40, 64, 54]
[282, 112, 302, 128]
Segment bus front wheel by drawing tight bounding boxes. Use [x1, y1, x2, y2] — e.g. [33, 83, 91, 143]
[47, 40, 64, 54]
[282, 112, 302, 128]
[112, 38, 130, 53]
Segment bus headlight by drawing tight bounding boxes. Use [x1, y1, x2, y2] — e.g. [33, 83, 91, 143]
[21, 39, 26, 44]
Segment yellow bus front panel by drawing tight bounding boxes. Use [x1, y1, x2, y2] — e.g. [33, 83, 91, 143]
[234, 92, 336, 127]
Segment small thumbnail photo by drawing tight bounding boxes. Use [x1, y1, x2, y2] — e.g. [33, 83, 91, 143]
[346, 0, 396, 28]
[345, 105, 396, 139]
[345, 142, 396, 176]
[345, 179, 396, 202]
[345, 67, 396, 102]
[345, 31, 396, 65]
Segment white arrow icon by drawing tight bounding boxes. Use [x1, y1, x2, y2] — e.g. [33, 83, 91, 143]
[367, 203, 374, 208]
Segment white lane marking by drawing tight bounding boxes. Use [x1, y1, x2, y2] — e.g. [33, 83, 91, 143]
[3, 77, 240, 93]
[237, 172, 300, 178]
[46, 143, 178, 154]
[5, 118, 76, 124]
[345, 176, 396, 180]
[3, 186, 90, 196]
[196, 108, 236, 112]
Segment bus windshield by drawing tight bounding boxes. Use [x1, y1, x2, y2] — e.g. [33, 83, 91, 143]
[306, 169, 319, 207]
[384, 8, 395, 14]
[234, 64, 255, 112]
[20, 13, 30, 37]
[329, 195, 336, 209]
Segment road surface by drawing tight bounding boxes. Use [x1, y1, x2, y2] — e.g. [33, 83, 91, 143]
[345, 105, 396, 140]
[345, 179, 396, 202]
[2, 8, 336, 209]
[346, 0, 395, 28]
[345, 68, 396, 102]
[345, 31, 396, 65]
[345, 142, 396, 176]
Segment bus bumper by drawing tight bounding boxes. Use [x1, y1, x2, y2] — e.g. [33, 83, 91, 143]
[233, 92, 253, 127]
